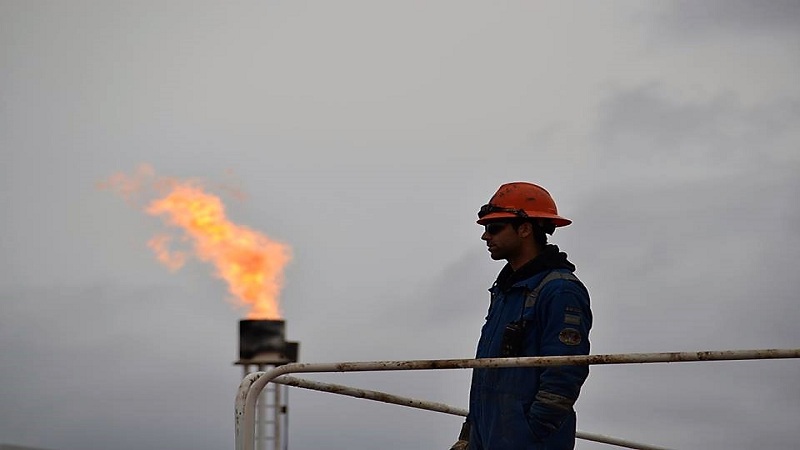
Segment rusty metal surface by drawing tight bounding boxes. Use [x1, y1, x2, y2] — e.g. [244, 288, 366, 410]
[236, 348, 800, 450]
[235, 372, 262, 450]
[577, 432, 672, 450]
[273, 375, 469, 416]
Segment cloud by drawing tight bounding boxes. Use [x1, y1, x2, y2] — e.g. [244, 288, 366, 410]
[592, 85, 800, 177]
[582, 83, 800, 342]
[656, 0, 800, 37]
[0, 284, 241, 450]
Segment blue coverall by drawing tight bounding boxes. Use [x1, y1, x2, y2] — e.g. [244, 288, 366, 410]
[468, 266, 592, 450]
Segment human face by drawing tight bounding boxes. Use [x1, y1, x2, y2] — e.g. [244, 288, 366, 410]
[481, 221, 523, 261]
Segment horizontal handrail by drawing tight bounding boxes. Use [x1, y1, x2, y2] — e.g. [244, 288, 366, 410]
[235, 348, 800, 450]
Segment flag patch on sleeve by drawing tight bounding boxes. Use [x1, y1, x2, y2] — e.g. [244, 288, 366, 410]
[558, 328, 582, 346]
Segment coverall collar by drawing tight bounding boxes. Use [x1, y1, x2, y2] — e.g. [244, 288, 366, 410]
[494, 244, 576, 292]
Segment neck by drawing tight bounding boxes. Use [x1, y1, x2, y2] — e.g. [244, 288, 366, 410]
[508, 244, 541, 271]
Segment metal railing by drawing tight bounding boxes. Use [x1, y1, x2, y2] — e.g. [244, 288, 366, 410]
[235, 348, 800, 450]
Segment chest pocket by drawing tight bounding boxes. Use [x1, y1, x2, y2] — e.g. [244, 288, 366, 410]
[500, 271, 580, 357]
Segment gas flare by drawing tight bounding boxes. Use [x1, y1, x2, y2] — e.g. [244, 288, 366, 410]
[100, 164, 291, 319]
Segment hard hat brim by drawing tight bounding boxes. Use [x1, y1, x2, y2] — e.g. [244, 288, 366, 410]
[477, 212, 572, 227]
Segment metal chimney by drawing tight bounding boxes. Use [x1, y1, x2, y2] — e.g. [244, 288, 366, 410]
[235, 319, 299, 450]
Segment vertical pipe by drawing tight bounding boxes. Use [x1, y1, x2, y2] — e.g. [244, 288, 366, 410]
[283, 385, 289, 450]
[274, 382, 281, 450]
[257, 364, 266, 450]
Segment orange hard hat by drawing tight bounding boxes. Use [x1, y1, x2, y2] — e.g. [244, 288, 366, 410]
[477, 182, 572, 227]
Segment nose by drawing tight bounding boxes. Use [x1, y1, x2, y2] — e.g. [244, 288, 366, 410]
[481, 230, 491, 241]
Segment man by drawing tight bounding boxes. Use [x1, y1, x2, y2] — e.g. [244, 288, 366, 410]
[452, 182, 593, 450]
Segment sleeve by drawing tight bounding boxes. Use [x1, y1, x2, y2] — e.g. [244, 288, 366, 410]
[526, 280, 592, 440]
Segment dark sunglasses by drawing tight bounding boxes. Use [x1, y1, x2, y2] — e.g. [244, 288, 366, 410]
[484, 222, 512, 235]
[478, 203, 529, 219]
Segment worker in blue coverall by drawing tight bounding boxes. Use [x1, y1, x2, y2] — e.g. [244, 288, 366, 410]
[451, 182, 593, 450]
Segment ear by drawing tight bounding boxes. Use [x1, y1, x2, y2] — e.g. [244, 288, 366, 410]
[517, 221, 534, 238]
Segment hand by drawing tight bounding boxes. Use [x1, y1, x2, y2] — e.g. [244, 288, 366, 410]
[449, 420, 470, 450]
[449, 440, 469, 450]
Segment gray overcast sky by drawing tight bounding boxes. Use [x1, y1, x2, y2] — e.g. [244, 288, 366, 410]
[2, 1, 799, 449]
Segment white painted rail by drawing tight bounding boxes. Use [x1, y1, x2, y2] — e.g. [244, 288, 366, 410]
[235, 348, 800, 450]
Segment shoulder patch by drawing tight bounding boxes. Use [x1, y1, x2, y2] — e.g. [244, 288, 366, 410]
[564, 313, 581, 325]
[558, 328, 582, 346]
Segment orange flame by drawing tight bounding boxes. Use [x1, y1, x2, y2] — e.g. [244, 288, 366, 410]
[147, 234, 187, 271]
[101, 165, 291, 319]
